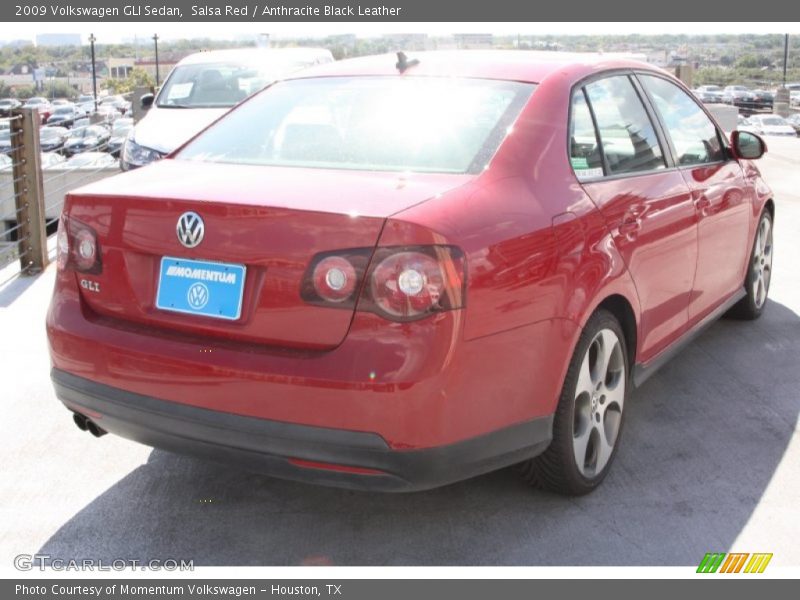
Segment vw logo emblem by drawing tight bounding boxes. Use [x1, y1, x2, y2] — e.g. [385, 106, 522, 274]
[187, 282, 209, 310]
[176, 211, 204, 248]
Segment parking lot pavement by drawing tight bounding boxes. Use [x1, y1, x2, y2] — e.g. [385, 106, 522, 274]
[1, 140, 799, 568]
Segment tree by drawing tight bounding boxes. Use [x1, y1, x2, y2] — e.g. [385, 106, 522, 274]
[736, 54, 760, 69]
[105, 67, 155, 94]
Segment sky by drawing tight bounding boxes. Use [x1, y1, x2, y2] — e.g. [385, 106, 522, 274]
[2, 22, 800, 44]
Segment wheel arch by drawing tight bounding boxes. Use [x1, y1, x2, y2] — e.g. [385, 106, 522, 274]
[763, 197, 775, 220]
[593, 294, 638, 370]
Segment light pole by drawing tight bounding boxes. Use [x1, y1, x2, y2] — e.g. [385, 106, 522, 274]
[783, 33, 789, 88]
[153, 34, 160, 86]
[89, 33, 98, 112]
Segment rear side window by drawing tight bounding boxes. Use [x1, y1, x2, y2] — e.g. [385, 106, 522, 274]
[569, 91, 604, 180]
[639, 75, 726, 166]
[585, 75, 666, 175]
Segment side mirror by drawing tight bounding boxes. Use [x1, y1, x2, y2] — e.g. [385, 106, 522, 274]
[140, 93, 154, 110]
[731, 130, 767, 160]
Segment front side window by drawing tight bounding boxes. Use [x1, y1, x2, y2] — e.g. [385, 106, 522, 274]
[639, 75, 726, 166]
[585, 75, 666, 176]
[178, 76, 534, 174]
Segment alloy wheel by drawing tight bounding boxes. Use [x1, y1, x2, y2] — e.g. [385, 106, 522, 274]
[572, 328, 625, 478]
[752, 216, 773, 309]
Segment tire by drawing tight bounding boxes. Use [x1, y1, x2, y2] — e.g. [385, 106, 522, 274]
[728, 209, 773, 320]
[519, 309, 629, 496]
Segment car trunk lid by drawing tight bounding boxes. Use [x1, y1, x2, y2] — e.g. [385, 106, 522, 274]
[66, 159, 471, 349]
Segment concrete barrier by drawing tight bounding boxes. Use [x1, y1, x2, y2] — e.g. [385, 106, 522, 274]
[706, 104, 739, 132]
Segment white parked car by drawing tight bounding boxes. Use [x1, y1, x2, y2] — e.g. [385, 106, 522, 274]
[40, 152, 66, 169]
[740, 114, 797, 137]
[693, 85, 724, 103]
[121, 47, 334, 170]
[52, 151, 118, 170]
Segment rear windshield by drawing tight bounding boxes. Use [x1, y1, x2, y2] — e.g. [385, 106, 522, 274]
[177, 76, 534, 174]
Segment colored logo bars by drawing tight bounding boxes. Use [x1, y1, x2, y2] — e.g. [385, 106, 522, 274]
[697, 552, 773, 573]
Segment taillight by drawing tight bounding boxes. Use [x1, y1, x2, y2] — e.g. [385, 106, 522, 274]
[57, 215, 102, 274]
[301, 245, 466, 322]
[56, 217, 69, 271]
[312, 255, 357, 303]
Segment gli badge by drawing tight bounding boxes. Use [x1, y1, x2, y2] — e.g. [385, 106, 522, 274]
[80, 279, 100, 293]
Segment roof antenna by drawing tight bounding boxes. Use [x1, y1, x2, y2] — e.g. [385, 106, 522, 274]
[395, 51, 419, 73]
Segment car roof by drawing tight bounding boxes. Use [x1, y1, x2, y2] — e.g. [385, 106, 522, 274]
[286, 50, 663, 84]
[175, 47, 334, 67]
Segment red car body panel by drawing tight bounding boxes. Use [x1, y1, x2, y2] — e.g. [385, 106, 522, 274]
[683, 162, 752, 322]
[61, 161, 472, 350]
[46, 52, 772, 490]
[582, 171, 698, 362]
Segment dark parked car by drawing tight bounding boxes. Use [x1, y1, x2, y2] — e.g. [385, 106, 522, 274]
[785, 113, 800, 134]
[39, 126, 70, 153]
[107, 118, 133, 157]
[0, 98, 22, 117]
[76, 95, 95, 116]
[751, 89, 774, 110]
[723, 85, 757, 109]
[0, 127, 14, 155]
[46, 105, 82, 128]
[63, 125, 111, 156]
[48, 52, 774, 496]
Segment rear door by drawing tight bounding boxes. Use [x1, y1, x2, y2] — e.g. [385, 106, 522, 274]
[637, 74, 751, 322]
[573, 74, 698, 362]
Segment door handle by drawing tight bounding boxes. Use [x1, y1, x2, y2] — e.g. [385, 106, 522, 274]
[618, 219, 642, 237]
[694, 195, 711, 216]
[618, 204, 645, 238]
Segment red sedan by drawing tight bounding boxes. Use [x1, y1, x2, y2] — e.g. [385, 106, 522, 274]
[47, 52, 774, 495]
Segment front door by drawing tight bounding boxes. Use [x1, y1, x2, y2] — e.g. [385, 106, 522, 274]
[637, 74, 751, 322]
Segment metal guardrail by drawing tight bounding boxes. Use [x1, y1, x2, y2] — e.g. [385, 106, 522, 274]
[1, 107, 123, 275]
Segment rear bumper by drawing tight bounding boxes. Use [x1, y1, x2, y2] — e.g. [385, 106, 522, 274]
[53, 369, 552, 492]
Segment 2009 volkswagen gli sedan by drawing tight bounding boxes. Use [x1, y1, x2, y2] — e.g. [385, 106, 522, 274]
[47, 52, 775, 495]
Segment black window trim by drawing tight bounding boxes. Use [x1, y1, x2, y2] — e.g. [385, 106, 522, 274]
[628, 73, 677, 169]
[570, 87, 608, 178]
[567, 69, 671, 183]
[566, 68, 733, 185]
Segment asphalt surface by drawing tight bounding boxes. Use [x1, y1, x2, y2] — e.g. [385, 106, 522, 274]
[1, 139, 798, 567]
